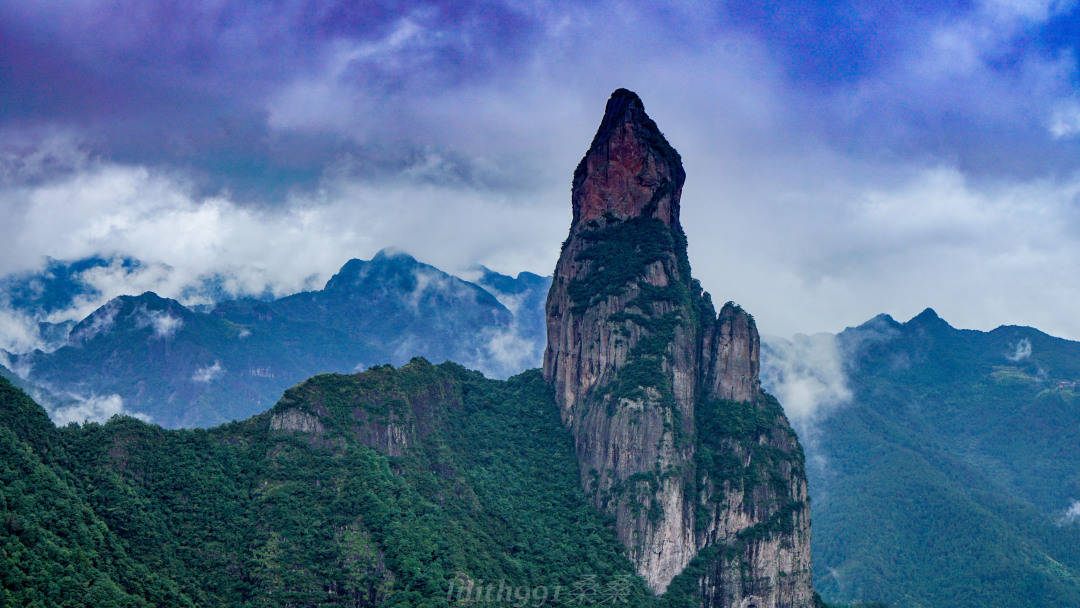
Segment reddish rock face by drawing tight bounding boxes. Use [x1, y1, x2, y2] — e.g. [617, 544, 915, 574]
[543, 89, 813, 607]
[571, 89, 685, 230]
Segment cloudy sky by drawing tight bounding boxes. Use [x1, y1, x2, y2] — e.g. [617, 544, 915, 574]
[3, 0, 1080, 340]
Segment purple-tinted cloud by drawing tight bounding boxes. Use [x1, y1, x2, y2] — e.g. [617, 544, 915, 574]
[3, 0, 1080, 343]
[2, 1, 1077, 189]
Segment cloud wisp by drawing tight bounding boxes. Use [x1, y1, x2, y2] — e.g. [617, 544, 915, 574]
[760, 332, 854, 505]
[760, 333, 853, 436]
[1007, 338, 1034, 361]
[47, 393, 152, 427]
[1062, 500, 1080, 525]
[192, 361, 225, 383]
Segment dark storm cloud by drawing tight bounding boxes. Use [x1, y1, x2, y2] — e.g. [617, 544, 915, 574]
[0, 1, 550, 195]
[3, 0, 1080, 344]
[6, 1, 1079, 186]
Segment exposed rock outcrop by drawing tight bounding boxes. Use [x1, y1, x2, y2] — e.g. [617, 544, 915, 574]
[269, 409, 325, 434]
[543, 89, 813, 606]
[265, 359, 456, 457]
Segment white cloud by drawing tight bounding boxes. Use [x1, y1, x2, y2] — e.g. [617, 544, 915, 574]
[760, 332, 854, 493]
[84, 301, 187, 341]
[0, 128, 89, 183]
[1049, 99, 1080, 139]
[0, 158, 562, 309]
[146, 310, 182, 339]
[685, 161, 1080, 340]
[1060, 500, 1080, 525]
[48, 393, 151, 426]
[0, 350, 30, 380]
[192, 361, 224, 383]
[407, 267, 447, 311]
[478, 326, 543, 378]
[5, 1, 1080, 350]
[266, 17, 427, 135]
[980, 0, 1075, 23]
[1006, 338, 1033, 361]
[7, 121, 1080, 355]
[69, 298, 121, 344]
[481, 286, 528, 317]
[760, 333, 853, 429]
[0, 308, 42, 353]
[49, 259, 182, 323]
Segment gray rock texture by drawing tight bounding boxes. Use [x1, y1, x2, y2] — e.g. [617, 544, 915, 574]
[543, 89, 814, 607]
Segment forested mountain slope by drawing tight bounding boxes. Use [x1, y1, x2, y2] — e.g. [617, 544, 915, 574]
[808, 310, 1080, 607]
[0, 363, 660, 606]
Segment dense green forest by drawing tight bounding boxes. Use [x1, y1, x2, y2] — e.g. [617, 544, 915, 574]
[810, 310, 1080, 608]
[3, 359, 826, 607]
[0, 361, 649, 606]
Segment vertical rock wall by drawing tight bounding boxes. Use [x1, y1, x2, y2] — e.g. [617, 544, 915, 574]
[543, 89, 814, 607]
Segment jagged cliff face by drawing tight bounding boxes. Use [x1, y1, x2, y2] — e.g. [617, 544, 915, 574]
[544, 89, 813, 607]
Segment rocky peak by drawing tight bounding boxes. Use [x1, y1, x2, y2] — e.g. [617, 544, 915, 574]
[906, 307, 952, 330]
[703, 302, 761, 402]
[68, 292, 188, 344]
[571, 89, 685, 230]
[544, 89, 813, 606]
[323, 249, 420, 291]
[863, 312, 901, 329]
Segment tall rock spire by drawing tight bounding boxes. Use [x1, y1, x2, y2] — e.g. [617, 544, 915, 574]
[543, 89, 814, 607]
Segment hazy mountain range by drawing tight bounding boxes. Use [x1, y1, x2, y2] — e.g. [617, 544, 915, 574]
[0, 251, 549, 428]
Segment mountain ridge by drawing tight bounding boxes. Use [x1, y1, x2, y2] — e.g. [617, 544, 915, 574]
[8, 250, 550, 427]
[803, 307, 1080, 607]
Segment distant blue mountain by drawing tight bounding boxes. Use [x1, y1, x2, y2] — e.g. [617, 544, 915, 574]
[10, 250, 551, 428]
[0, 255, 275, 351]
[0, 256, 132, 318]
[474, 266, 548, 339]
